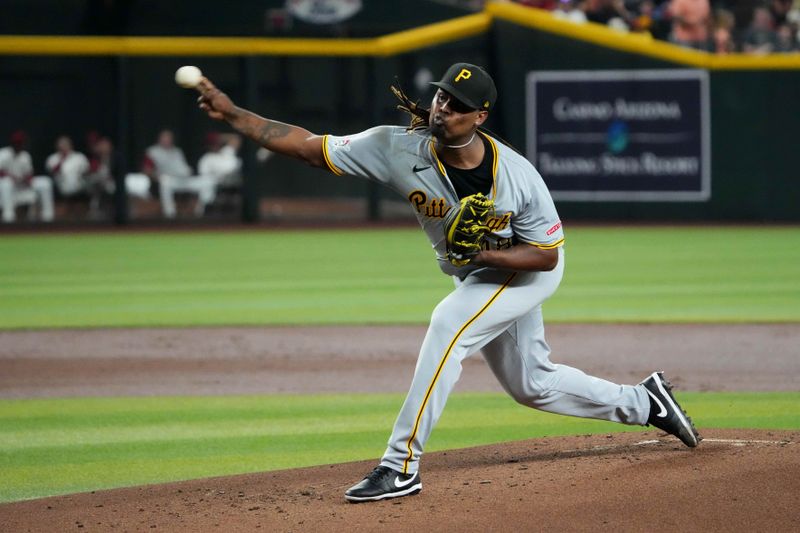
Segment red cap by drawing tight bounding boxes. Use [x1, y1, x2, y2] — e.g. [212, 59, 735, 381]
[86, 130, 100, 146]
[10, 130, 27, 147]
[205, 131, 221, 147]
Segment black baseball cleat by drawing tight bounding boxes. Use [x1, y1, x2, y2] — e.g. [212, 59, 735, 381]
[641, 371, 702, 447]
[344, 465, 422, 503]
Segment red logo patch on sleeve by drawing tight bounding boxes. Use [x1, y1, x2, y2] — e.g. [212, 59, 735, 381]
[546, 221, 562, 236]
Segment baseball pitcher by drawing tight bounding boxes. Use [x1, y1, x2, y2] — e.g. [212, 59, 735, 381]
[195, 62, 701, 503]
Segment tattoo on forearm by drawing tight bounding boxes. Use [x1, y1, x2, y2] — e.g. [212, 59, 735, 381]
[237, 114, 292, 146]
[257, 121, 291, 145]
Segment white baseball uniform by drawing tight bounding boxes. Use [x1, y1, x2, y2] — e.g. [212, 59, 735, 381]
[46, 150, 90, 197]
[0, 146, 54, 222]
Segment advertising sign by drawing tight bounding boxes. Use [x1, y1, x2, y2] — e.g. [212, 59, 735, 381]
[526, 70, 710, 201]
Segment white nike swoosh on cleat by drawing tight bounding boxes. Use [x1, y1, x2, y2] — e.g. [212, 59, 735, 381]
[646, 389, 668, 418]
[652, 375, 698, 446]
[394, 472, 418, 488]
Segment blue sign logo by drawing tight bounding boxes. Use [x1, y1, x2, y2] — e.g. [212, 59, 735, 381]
[607, 120, 629, 154]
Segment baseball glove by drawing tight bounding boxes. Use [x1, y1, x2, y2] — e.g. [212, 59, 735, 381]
[443, 192, 495, 266]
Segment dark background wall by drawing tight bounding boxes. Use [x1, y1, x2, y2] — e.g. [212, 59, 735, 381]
[0, 0, 471, 36]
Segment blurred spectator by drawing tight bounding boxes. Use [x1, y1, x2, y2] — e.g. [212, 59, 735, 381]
[713, 7, 737, 53]
[199, 133, 242, 190]
[141, 129, 192, 217]
[142, 129, 192, 187]
[85, 135, 117, 217]
[0, 131, 54, 223]
[584, 0, 632, 27]
[553, 0, 589, 23]
[732, 0, 761, 34]
[46, 135, 91, 198]
[668, 0, 711, 50]
[788, 0, 800, 27]
[775, 22, 798, 50]
[642, 0, 675, 40]
[196, 133, 243, 214]
[151, 130, 218, 218]
[743, 6, 778, 54]
[770, 0, 793, 27]
[515, 0, 799, 52]
[629, 0, 655, 33]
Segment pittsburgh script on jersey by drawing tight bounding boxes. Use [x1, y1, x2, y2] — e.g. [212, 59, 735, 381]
[408, 190, 511, 231]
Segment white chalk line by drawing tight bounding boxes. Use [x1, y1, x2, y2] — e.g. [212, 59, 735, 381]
[634, 438, 791, 447]
[701, 438, 791, 446]
[562, 440, 661, 454]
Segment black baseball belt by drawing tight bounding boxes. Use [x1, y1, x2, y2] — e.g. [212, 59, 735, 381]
[483, 235, 518, 251]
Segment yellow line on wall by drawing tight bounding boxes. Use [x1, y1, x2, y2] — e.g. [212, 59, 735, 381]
[0, 35, 371, 57]
[0, 1, 797, 70]
[0, 13, 489, 57]
[486, 1, 800, 70]
[376, 12, 490, 56]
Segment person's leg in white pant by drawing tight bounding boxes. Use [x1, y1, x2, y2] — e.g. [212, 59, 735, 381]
[159, 174, 178, 218]
[0, 177, 15, 222]
[193, 176, 217, 216]
[31, 176, 54, 222]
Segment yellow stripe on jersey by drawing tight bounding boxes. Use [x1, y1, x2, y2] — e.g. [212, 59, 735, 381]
[428, 142, 447, 176]
[321, 135, 345, 176]
[401, 272, 517, 474]
[525, 238, 565, 250]
[478, 131, 499, 198]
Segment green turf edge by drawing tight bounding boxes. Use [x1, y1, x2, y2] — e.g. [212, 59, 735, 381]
[1, 391, 798, 503]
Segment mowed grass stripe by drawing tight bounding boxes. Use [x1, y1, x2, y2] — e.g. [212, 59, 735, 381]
[0, 229, 449, 328]
[1, 226, 799, 328]
[1, 392, 799, 503]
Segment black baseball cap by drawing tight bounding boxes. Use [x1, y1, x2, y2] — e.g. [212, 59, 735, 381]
[430, 62, 497, 111]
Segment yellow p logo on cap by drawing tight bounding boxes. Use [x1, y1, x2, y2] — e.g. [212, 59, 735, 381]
[454, 68, 472, 82]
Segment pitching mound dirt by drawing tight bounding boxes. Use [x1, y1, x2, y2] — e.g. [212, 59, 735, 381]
[2, 429, 797, 532]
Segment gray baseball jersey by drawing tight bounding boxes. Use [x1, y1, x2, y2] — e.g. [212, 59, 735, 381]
[323, 127, 650, 475]
[324, 126, 564, 277]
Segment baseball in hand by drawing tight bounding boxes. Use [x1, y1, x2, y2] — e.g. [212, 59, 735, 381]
[175, 65, 203, 88]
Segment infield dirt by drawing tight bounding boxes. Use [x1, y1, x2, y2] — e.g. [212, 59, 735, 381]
[1, 324, 799, 531]
[2, 324, 798, 397]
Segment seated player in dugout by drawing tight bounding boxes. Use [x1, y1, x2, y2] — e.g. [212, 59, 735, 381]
[195, 62, 701, 503]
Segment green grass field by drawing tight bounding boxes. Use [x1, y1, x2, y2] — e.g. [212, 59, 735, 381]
[1, 226, 799, 328]
[1, 226, 798, 503]
[2, 392, 799, 503]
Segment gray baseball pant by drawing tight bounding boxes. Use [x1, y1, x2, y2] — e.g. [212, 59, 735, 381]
[380, 248, 651, 474]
